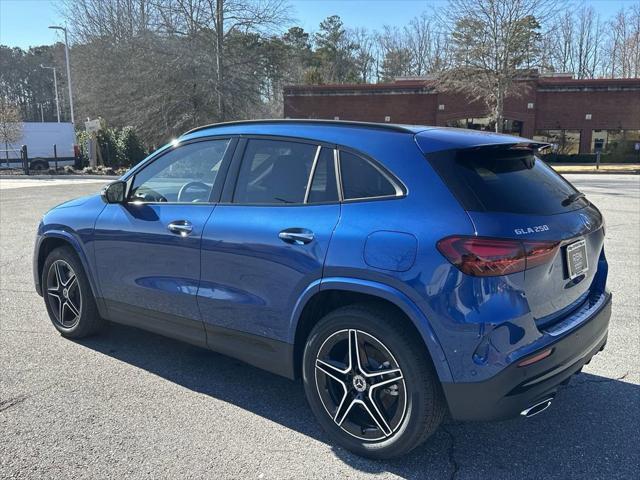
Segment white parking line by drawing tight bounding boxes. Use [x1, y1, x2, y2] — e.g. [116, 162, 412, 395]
[0, 178, 109, 190]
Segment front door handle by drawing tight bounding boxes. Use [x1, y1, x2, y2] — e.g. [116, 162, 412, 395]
[279, 228, 314, 245]
[168, 220, 193, 236]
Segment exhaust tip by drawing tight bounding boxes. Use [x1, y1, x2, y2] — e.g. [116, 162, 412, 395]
[520, 397, 554, 418]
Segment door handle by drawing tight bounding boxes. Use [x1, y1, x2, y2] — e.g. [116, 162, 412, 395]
[278, 228, 314, 245]
[168, 220, 193, 236]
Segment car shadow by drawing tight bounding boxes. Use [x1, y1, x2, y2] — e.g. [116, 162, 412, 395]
[77, 322, 639, 480]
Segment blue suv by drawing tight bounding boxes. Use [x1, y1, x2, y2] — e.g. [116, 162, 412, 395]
[34, 120, 611, 458]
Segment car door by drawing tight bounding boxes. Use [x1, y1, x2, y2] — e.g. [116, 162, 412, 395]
[93, 137, 235, 346]
[198, 137, 341, 355]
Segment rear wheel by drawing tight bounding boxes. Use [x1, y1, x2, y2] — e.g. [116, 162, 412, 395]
[302, 304, 445, 459]
[42, 246, 104, 338]
[30, 159, 49, 170]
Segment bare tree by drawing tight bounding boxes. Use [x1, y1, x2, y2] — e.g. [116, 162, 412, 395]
[351, 27, 376, 83]
[437, 0, 560, 133]
[604, 4, 640, 78]
[404, 12, 452, 76]
[153, 0, 289, 118]
[62, 0, 155, 42]
[0, 99, 22, 163]
[376, 26, 412, 81]
[545, 4, 604, 78]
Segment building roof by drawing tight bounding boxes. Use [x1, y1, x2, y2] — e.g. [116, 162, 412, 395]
[284, 75, 640, 95]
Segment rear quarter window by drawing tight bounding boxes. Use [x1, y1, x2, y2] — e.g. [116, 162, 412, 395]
[427, 147, 588, 215]
[340, 151, 398, 200]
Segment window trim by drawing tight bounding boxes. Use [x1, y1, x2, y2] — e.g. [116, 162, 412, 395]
[333, 148, 344, 201]
[124, 136, 237, 206]
[303, 146, 322, 204]
[337, 148, 406, 203]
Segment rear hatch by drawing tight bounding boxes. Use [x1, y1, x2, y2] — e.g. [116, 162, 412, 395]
[426, 144, 604, 326]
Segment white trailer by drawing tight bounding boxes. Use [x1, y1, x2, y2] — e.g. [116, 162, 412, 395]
[1, 122, 78, 170]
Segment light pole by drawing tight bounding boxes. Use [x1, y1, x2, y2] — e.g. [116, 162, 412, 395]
[40, 64, 60, 122]
[49, 25, 74, 124]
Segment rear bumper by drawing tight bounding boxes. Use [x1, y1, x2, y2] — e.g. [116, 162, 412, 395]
[441, 292, 612, 421]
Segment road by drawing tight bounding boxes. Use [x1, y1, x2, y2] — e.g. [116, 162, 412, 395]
[1, 175, 638, 479]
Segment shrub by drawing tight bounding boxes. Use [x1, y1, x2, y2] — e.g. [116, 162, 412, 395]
[120, 126, 147, 166]
[76, 126, 148, 169]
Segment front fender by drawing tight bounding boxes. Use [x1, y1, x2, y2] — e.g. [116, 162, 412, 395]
[34, 228, 101, 301]
[289, 276, 453, 383]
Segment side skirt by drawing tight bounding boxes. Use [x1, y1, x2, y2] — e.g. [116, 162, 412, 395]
[204, 324, 295, 380]
[105, 300, 208, 348]
[102, 299, 295, 379]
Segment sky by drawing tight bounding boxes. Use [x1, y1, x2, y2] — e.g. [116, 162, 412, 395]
[0, 0, 637, 49]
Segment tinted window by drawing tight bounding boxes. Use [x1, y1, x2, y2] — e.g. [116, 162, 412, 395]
[308, 148, 338, 203]
[233, 139, 317, 204]
[427, 148, 586, 214]
[340, 151, 397, 200]
[130, 139, 230, 203]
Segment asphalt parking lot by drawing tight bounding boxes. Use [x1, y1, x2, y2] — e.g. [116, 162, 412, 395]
[1, 174, 638, 479]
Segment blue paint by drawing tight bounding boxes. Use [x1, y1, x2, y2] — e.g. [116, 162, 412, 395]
[364, 231, 417, 272]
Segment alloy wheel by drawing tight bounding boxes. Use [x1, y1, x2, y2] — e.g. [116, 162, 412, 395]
[314, 329, 407, 441]
[46, 259, 82, 328]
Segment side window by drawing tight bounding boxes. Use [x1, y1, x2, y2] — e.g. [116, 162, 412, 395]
[130, 139, 230, 203]
[308, 147, 339, 203]
[339, 151, 398, 200]
[233, 139, 317, 204]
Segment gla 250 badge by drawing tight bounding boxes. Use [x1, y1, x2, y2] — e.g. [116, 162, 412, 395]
[514, 224, 550, 235]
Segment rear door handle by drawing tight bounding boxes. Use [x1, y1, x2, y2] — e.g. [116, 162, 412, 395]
[278, 228, 314, 245]
[168, 220, 193, 236]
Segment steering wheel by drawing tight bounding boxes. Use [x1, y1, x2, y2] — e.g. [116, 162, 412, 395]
[177, 181, 210, 203]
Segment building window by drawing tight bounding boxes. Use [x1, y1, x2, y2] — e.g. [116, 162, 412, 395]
[585, 113, 592, 120]
[334, 116, 340, 120]
[438, 104, 445, 111]
[533, 130, 581, 155]
[384, 116, 391, 122]
[446, 117, 522, 135]
[591, 129, 640, 156]
[527, 102, 534, 109]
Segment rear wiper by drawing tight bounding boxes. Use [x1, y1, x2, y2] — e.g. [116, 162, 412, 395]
[562, 192, 585, 206]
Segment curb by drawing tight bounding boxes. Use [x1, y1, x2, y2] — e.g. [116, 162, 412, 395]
[555, 170, 640, 175]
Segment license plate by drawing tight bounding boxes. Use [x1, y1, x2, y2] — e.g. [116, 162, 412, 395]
[566, 239, 588, 279]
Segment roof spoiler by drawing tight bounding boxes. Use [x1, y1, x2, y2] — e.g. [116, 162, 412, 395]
[511, 141, 552, 153]
[465, 141, 552, 154]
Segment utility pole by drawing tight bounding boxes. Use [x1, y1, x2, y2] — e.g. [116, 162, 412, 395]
[40, 65, 60, 122]
[49, 25, 74, 124]
[216, 0, 224, 120]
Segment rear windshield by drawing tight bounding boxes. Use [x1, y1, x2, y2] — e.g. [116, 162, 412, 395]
[427, 147, 588, 215]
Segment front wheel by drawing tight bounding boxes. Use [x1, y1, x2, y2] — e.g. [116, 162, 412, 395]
[42, 246, 104, 338]
[302, 304, 445, 459]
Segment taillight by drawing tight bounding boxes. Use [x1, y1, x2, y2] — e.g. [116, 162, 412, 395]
[437, 236, 559, 277]
[523, 240, 560, 269]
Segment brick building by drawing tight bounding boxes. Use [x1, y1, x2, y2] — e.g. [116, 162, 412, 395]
[283, 75, 640, 155]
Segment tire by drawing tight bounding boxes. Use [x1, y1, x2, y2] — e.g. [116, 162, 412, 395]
[302, 303, 446, 459]
[30, 159, 49, 170]
[41, 246, 104, 338]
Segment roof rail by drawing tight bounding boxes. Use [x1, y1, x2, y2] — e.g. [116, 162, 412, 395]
[182, 118, 417, 136]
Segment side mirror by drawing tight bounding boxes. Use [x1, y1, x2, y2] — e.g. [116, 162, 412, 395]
[101, 180, 127, 204]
